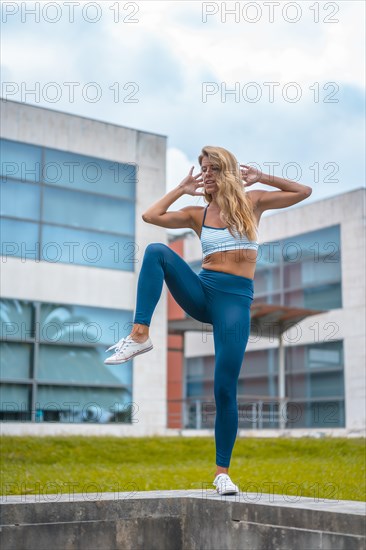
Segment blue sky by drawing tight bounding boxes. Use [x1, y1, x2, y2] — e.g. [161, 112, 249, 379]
[1, 0, 365, 221]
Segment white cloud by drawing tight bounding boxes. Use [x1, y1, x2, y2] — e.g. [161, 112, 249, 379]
[166, 147, 194, 191]
[1, 0, 364, 210]
[134, 0, 365, 89]
[2, 1, 364, 89]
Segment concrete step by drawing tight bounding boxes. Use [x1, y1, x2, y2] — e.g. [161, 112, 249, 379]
[1, 490, 365, 550]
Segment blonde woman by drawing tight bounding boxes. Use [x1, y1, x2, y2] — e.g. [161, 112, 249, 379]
[105, 146, 312, 495]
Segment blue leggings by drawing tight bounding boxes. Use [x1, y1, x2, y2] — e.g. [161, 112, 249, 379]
[133, 243, 254, 468]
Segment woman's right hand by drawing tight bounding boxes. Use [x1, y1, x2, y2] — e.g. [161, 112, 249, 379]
[178, 166, 204, 196]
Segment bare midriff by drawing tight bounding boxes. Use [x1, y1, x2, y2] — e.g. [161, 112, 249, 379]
[201, 248, 258, 279]
[191, 200, 261, 280]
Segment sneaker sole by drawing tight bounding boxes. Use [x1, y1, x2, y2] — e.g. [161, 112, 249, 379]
[214, 485, 239, 495]
[104, 345, 153, 365]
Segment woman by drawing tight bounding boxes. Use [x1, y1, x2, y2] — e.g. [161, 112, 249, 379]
[105, 146, 312, 495]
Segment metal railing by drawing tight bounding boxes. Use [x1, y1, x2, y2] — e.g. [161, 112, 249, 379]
[167, 397, 289, 430]
[168, 397, 345, 430]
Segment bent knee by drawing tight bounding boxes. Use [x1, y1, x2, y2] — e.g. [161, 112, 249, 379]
[145, 242, 169, 256]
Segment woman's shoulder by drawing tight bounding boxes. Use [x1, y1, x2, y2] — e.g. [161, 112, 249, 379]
[184, 205, 207, 216]
[245, 190, 262, 208]
[184, 205, 207, 235]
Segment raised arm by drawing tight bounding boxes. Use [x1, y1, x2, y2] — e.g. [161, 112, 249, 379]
[240, 165, 312, 213]
[142, 167, 204, 229]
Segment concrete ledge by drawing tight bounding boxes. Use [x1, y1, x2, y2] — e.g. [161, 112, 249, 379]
[1, 490, 365, 550]
[1, 422, 365, 438]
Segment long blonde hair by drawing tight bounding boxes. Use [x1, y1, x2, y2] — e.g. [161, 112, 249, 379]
[198, 145, 258, 241]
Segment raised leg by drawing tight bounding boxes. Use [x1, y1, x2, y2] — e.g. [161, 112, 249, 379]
[133, 243, 212, 327]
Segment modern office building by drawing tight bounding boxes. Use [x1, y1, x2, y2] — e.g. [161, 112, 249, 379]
[1, 100, 365, 437]
[167, 187, 366, 434]
[0, 99, 168, 435]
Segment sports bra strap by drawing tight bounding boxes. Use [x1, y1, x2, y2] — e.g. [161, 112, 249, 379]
[201, 205, 209, 227]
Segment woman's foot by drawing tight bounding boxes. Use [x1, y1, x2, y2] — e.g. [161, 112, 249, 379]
[215, 466, 229, 477]
[129, 323, 150, 343]
[213, 473, 239, 495]
[128, 334, 149, 344]
[104, 335, 153, 365]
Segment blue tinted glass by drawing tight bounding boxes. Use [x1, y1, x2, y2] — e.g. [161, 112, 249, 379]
[283, 225, 340, 262]
[1, 179, 40, 221]
[0, 384, 30, 410]
[43, 148, 136, 199]
[253, 267, 281, 293]
[41, 224, 138, 270]
[187, 381, 203, 397]
[0, 139, 42, 183]
[42, 186, 134, 235]
[307, 342, 343, 369]
[240, 349, 274, 376]
[284, 259, 341, 289]
[239, 378, 270, 396]
[257, 225, 340, 267]
[257, 225, 342, 304]
[301, 258, 341, 285]
[0, 299, 33, 339]
[186, 357, 204, 380]
[284, 401, 344, 429]
[310, 372, 344, 398]
[38, 345, 132, 387]
[0, 343, 32, 379]
[39, 302, 133, 349]
[257, 242, 282, 268]
[309, 401, 344, 427]
[263, 293, 281, 305]
[303, 283, 342, 309]
[0, 219, 39, 260]
[37, 385, 132, 422]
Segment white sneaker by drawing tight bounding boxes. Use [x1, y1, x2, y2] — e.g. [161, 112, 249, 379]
[104, 335, 153, 365]
[213, 473, 239, 495]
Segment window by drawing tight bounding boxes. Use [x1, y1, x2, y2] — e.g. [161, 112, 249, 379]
[43, 148, 135, 199]
[285, 340, 345, 428]
[0, 342, 32, 379]
[254, 225, 342, 310]
[1, 139, 41, 183]
[0, 138, 136, 271]
[184, 341, 345, 429]
[0, 298, 135, 423]
[1, 178, 41, 220]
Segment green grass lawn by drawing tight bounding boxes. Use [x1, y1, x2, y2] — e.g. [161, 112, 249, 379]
[1, 436, 365, 501]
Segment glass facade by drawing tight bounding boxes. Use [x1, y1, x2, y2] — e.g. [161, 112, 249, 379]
[0, 298, 134, 423]
[255, 225, 342, 309]
[187, 224, 342, 311]
[0, 138, 137, 271]
[184, 225, 344, 429]
[185, 340, 345, 429]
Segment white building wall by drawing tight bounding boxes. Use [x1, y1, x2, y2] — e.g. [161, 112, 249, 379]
[0, 100, 168, 433]
[183, 188, 366, 431]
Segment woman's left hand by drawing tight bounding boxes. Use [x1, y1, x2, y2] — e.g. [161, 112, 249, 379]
[240, 164, 261, 186]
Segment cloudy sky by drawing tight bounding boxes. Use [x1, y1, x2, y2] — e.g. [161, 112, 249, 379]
[1, 0, 365, 223]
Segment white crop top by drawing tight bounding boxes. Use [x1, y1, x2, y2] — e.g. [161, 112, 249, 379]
[200, 205, 259, 259]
